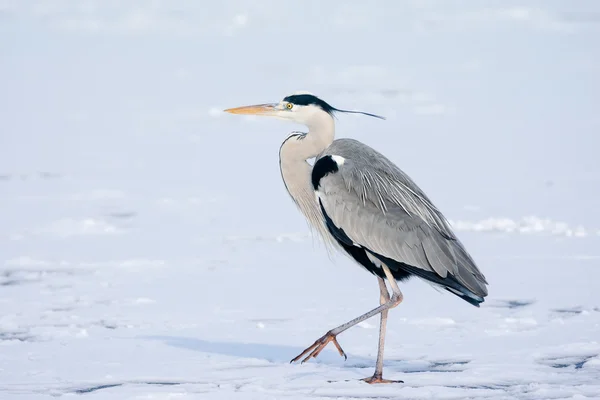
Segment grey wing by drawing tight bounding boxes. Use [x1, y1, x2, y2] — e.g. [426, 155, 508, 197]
[316, 139, 488, 301]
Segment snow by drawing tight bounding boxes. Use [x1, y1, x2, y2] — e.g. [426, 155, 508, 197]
[449, 216, 590, 238]
[1, 0, 600, 399]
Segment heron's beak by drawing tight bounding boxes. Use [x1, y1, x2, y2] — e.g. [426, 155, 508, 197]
[223, 103, 278, 116]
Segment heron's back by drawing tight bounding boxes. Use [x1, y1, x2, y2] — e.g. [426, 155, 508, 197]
[316, 138, 488, 304]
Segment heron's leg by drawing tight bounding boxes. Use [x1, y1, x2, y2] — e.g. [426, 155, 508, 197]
[290, 264, 403, 364]
[362, 278, 390, 381]
[362, 277, 404, 384]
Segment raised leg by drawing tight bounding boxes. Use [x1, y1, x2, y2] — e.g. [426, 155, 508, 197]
[361, 277, 403, 384]
[290, 264, 403, 365]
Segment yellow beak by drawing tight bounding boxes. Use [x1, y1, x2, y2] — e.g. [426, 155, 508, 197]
[223, 103, 278, 116]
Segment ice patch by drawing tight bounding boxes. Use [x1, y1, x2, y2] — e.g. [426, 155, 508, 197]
[449, 216, 590, 237]
[585, 355, 600, 369]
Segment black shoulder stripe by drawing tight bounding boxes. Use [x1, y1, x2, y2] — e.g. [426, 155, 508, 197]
[319, 198, 413, 281]
[318, 198, 353, 246]
[311, 155, 339, 190]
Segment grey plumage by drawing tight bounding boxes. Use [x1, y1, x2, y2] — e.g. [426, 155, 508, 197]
[316, 138, 488, 302]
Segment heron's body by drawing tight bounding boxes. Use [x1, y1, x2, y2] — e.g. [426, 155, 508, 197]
[225, 92, 489, 383]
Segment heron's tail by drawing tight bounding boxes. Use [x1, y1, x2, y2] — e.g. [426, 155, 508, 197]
[444, 286, 485, 307]
[374, 253, 488, 308]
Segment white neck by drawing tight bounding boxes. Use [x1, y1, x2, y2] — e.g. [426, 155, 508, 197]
[277, 112, 337, 250]
[282, 112, 335, 162]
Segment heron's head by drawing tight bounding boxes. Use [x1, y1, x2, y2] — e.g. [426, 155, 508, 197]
[224, 91, 384, 127]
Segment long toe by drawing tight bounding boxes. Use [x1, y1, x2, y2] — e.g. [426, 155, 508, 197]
[290, 332, 346, 364]
[361, 375, 403, 384]
[331, 336, 347, 360]
[290, 342, 318, 364]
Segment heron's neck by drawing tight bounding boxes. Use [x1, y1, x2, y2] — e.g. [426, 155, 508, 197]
[290, 114, 335, 161]
[308, 115, 335, 157]
[278, 113, 336, 197]
[277, 115, 337, 251]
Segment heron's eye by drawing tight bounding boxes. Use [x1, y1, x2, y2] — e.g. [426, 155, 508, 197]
[286, 103, 293, 109]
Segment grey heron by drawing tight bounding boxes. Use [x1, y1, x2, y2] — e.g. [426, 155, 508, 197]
[224, 91, 488, 384]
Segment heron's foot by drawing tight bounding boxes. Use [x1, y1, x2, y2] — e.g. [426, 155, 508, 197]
[361, 374, 404, 384]
[290, 331, 347, 364]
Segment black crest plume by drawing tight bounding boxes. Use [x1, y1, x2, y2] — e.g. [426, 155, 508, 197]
[283, 94, 386, 120]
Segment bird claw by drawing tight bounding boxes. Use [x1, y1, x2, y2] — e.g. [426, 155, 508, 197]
[361, 374, 404, 384]
[290, 331, 347, 364]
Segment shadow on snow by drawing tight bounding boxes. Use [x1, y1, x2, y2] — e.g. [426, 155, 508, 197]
[141, 334, 366, 366]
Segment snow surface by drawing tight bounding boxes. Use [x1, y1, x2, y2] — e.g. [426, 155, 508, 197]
[1, 1, 600, 399]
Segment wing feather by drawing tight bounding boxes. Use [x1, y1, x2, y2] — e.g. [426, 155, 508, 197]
[316, 139, 488, 298]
